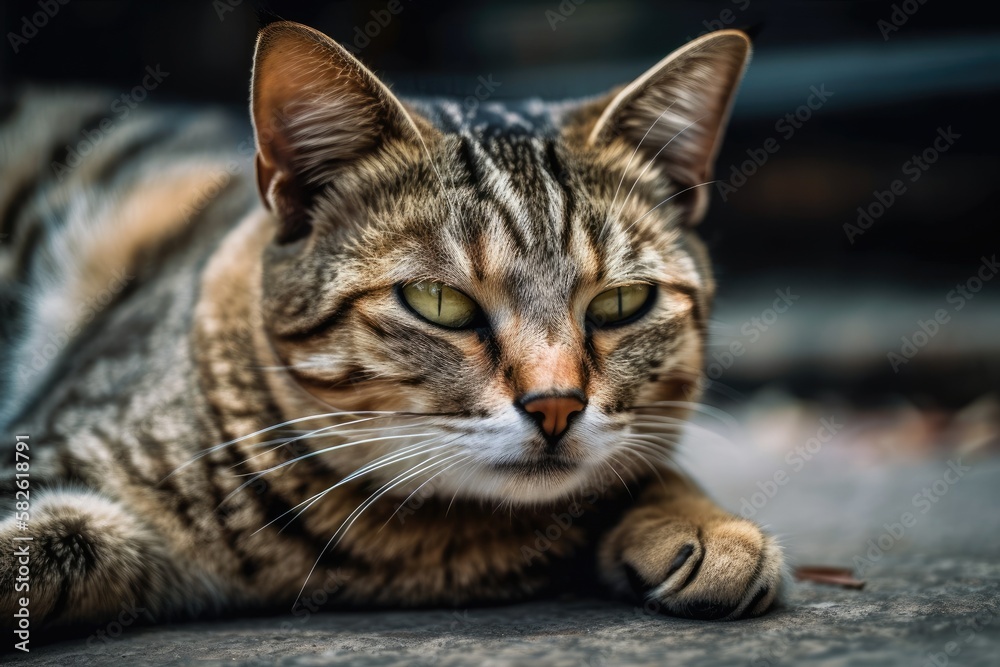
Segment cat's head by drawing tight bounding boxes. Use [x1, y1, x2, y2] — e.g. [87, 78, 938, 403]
[249, 22, 750, 503]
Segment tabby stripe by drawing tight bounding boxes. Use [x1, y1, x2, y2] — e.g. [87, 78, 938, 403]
[544, 140, 576, 252]
[0, 181, 236, 428]
[583, 330, 602, 375]
[529, 138, 563, 248]
[456, 136, 527, 253]
[477, 328, 502, 374]
[90, 119, 181, 185]
[0, 177, 37, 248]
[466, 225, 487, 282]
[584, 218, 609, 278]
[356, 311, 392, 342]
[214, 443, 270, 580]
[661, 281, 704, 335]
[287, 364, 369, 391]
[485, 193, 528, 253]
[277, 290, 365, 341]
[45, 109, 112, 184]
[0, 108, 109, 249]
[468, 139, 533, 249]
[457, 136, 483, 187]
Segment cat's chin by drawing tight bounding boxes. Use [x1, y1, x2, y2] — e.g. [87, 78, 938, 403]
[488, 455, 579, 477]
[431, 458, 604, 505]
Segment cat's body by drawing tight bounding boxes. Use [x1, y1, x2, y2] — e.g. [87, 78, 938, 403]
[1, 23, 783, 632]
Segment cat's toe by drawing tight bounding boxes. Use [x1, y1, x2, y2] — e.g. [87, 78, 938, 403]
[620, 518, 784, 620]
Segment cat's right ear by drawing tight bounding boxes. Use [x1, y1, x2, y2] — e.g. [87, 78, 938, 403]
[571, 30, 752, 226]
[251, 21, 430, 243]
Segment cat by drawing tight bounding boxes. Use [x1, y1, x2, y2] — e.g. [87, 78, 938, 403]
[0, 20, 784, 633]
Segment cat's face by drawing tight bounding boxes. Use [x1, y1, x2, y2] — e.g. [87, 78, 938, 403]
[250, 22, 750, 502]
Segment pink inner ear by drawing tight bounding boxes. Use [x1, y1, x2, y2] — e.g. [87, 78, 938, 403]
[250, 24, 384, 236]
[584, 31, 751, 225]
[251, 22, 429, 182]
[252, 29, 358, 174]
[249, 22, 441, 243]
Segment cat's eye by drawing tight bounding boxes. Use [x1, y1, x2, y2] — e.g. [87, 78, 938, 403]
[400, 281, 480, 329]
[586, 284, 653, 327]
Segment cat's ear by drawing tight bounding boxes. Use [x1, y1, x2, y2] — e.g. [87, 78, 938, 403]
[581, 30, 751, 225]
[251, 21, 428, 242]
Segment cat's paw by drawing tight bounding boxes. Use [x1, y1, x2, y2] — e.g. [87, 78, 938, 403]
[603, 514, 784, 620]
[0, 490, 171, 627]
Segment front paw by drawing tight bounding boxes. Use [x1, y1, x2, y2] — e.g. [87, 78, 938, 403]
[601, 513, 784, 620]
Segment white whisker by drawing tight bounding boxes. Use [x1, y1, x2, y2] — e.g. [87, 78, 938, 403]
[380, 455, 469, 530]
[602, 455, 632, 496]
[235, 432, 440, 479]
[161, 410, 421, 481]
[249, 436, 451, 537]
[219, 432, 442, 510]
[602, 102, 679, 235]
[294, 444, 465, 606]
[618, 444, 667, 487]
[631, 400, 740, 431]
[623, 181, 718, 233]
[614, 115, 705, 222]
[446, 459, 479, 516]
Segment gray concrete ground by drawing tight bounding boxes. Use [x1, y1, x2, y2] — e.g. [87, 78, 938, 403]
[9, 404, 1000, 666]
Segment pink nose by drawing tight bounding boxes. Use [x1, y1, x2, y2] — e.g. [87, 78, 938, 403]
[521, 396, 586, 439]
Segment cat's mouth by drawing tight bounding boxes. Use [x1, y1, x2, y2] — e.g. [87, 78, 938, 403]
[489, 455, 578, 477]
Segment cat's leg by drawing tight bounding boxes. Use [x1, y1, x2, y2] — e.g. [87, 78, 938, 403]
[598, 469, 785, 619]
[0, 488, 182, 628]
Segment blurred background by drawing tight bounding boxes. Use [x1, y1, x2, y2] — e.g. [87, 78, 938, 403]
[3, 1, 998, 546]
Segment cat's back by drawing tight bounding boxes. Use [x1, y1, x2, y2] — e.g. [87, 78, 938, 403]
[0, 89, 257, 429]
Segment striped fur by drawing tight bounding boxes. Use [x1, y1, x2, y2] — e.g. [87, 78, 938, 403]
[0, 23, 783, 632]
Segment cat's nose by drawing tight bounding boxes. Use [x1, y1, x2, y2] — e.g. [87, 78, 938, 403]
[519, 393, 586, 442]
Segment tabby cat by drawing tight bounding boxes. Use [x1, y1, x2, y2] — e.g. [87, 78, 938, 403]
[0, 21, 783, 633]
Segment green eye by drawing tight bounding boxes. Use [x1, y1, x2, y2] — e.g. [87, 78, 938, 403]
[587, 284, 653, 327]
[400, 281, 480, 329]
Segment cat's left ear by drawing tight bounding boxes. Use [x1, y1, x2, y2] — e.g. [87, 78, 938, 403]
[578, 30, 751, 225]
[251, 21, 432, 242]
